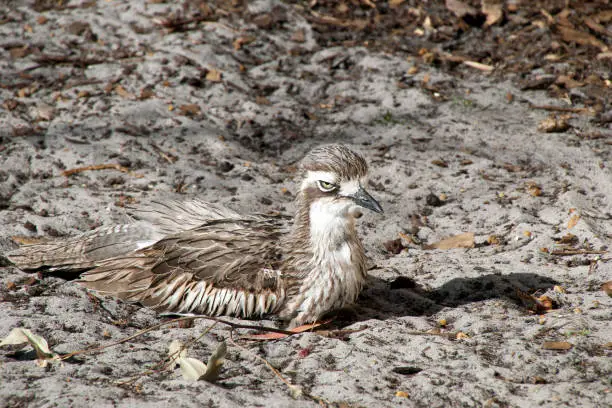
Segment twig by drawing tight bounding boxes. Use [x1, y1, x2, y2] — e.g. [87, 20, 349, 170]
[550, 249, 607, 256]
[529, 104, 590, 114]
[61, 163, 144, 178]
[463, 60, 494, 72]
[61, 316, 296, 361]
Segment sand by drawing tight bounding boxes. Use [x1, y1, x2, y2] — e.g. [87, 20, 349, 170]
[0, 1, 610, 407]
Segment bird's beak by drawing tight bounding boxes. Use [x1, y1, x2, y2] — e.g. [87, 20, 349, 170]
[347, 186, 383, 214]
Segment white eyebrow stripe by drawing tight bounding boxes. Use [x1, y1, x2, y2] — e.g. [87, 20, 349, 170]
[303, 171, 337, 186]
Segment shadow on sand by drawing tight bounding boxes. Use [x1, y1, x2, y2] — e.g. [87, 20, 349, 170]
[332, 272, 558, 325]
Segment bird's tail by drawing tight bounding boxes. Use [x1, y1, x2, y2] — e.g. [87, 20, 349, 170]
[6, 222, 162, 272]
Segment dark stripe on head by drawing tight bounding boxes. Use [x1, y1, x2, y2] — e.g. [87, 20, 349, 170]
[301, 144, 368, 180]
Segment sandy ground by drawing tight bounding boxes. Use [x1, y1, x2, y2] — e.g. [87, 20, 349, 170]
[0, 1, 610, 407]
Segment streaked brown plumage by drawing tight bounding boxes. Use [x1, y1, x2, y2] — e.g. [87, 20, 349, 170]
[6, 144, 383, 327]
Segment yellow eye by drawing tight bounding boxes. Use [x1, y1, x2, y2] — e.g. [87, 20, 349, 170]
[317, 180, 337, 192]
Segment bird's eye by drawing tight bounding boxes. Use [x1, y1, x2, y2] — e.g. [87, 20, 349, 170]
[317, 180, 337, 192]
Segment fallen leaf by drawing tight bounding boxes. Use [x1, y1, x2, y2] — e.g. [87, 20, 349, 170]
[558, 25, 608, 52]
[526, 182, 542, 197]
[395, 391, 410, 398]
[178, 104, 200, 116]
[115, 85, 136, 99]
[445, 0, 477, 18]
[602, 281, 612, 297]
[553, 285, 566, 294]
[487, 235, 501, 245]
[179, 357, 209, 380]
[201, 341, 226, 382]
[456, 332, 470, 340]
[11, 236, 48, 245]
[255, 96, 271, 105]
[538, 116, 570, 133]
[516, 290, 554, 313]
[0, 328, 61, 367]
[233, 36, 255, 50]
[537, 295, 555, 311]
[481, 0, 503, 27]
[431, 159, 448, 167]
[205, 69, 222, 82]
[424, 232, 475, 250]
[170, 340, 226, 382]
[542, 341, 572, 351]
[567, 214, 580, 229]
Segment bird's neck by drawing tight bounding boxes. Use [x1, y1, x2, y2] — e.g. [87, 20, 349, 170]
[289, 194, 363, 260]
[282, 193, 367, 326]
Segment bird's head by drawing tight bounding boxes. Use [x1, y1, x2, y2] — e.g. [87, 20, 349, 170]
[298, 144, 383, 219]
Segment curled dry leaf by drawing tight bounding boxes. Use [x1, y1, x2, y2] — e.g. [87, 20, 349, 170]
[168, 340, 226, 382]
[0, 328, 61, 367]
[424, 232, 475, 250]
[481, 0, 503, 27]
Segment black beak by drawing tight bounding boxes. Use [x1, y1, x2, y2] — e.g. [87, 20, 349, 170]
[348, 186, 383, 214]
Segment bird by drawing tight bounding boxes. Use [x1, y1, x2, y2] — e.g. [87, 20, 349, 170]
[6, 144, 383, 328]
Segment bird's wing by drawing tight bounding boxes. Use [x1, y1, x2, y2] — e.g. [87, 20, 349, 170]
[7, 199, 242, 272]
[128, 198, 241, 236]
[77, 218, 289, 318]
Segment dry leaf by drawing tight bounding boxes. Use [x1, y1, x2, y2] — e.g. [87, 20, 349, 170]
[395, 391, 410, 398]
[255, 96, 271, 105]
[602, 281, 612, 297]
[516, 290, 554, 313]
[11, 236, 48, 245]
[526, 182, 542, 196]
[554, 233, 578, 244]
[538, 116, 570, 133]
[425, 232, 475, 250]
[201, 341, 226, 382]
[567, 214, 580, 229]
[205, 69, 222, 82]
[542, 341, 572, 351]
[115, 85, 136, 100]
[445, 0, 477, 18]
[169, 340, 226, 382]
[431, 159, 448, 167]
[178, 104, 200, 116]
[487, 235, 501, 245]
[0, 328, 61, 367]
[179, 357, 208, 380]
[233, 36, 255, 50]
[481, 0, 503, 27]
[558, 25, 608, 52]
[456, 332, 470, 340]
